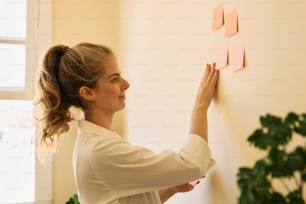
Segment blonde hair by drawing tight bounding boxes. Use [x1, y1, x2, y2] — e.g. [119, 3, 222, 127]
[36, 42, 113, 150]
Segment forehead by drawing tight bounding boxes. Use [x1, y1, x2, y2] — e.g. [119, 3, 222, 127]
[100, 55, 120, 76]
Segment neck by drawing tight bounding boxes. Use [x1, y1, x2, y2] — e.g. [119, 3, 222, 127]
[84, 110, 114, 130]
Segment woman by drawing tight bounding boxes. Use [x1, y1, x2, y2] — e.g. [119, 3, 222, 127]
[36, 42, 219, 204]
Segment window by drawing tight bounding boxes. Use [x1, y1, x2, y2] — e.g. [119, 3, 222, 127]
[0, 100, 35, 203]
[0, 0, 52, 203]
[0, 0, 31, 99]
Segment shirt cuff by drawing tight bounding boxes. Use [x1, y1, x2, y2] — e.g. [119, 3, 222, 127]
[182, 134, 216, 175]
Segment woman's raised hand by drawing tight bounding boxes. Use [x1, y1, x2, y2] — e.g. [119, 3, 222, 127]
[194, 63, 219, 110]
[189, 63, 219, 141]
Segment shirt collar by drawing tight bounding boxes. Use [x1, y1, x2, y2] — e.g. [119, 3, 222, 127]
[78, 119, 116, 137]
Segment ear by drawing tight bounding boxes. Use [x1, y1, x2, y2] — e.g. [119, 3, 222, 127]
[79, 86, 96, 101]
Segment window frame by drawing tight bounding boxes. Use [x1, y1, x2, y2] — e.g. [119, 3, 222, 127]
[0, 1, 32, 99]
[0, 0, 52, 203]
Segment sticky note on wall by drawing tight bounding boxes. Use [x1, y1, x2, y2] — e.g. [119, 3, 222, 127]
[212, 3, 224, 30]
[230, 44, 245, 71]
[225, 8, 238, 37]
[215, 43, 228, 69]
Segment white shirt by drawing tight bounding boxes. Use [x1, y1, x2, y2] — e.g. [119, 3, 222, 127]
[73, 120, 215, 204]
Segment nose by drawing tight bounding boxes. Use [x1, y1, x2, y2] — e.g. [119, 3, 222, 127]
[122, 78, 130, 90]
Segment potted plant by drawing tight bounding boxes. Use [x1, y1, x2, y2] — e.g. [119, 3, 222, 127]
[236, 112, 306, 204]
[66, 193, 79, 204]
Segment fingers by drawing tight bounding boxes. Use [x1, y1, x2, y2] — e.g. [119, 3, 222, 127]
[203, 62, 218, 88]
[206, 64, 215, 85]
[174, 183, 194, 193]
[205, 63, 211, 79]
[201, 64, 211, 86]
[194, 62, 219, 109]
[188, 184, 194, 191]
[210, 63, 219, 88]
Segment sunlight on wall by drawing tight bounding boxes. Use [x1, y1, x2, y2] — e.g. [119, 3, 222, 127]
[118, 1, 306, 203]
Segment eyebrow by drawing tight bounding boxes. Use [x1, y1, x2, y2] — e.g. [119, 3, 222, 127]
[107, 73, 120, 79]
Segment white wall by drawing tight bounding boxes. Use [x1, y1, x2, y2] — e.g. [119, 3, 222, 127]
[51, 1, 306, 203]
[119, 1, 306, 203]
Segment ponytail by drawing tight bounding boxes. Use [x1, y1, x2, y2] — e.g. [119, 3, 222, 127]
[37, 45, 73, 147]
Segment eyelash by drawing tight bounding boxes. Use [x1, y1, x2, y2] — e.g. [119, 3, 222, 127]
[111, 77, 119, 83]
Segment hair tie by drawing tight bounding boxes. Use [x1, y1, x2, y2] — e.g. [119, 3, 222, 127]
[55, 45, 70, 99]
[59, 45, 70, 56]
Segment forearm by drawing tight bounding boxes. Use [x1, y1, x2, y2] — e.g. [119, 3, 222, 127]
[189, 105, 208, 142]
[159, 188, 175, 203]
[159, 183, 195, 203]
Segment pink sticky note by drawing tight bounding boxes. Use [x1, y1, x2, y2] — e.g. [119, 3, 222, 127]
[230, 44, 245, 71]
[212, 3, 224, 30]
[215, 43, 228, 69]
[225, 8, 238, 37]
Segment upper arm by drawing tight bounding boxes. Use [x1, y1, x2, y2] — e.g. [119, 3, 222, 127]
[90, 137, 202, 190]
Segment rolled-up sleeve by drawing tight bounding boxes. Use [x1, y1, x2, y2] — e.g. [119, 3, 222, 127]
[90, 133, 215, 197]
[179, 134, 215, 176]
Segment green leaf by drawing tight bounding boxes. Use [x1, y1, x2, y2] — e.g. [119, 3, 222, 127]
[237, 167, 253, 190]
[238, 189, 255, 204]
[66, 194, 79, 204]
[284, 112, 298, 125]
[72, 194, 79, 204]
[268, 192, 286, 204]
[253, 178, 270, 192]
[260, 115, 269, 127]
[65, 198, 74, 204]
[302, 172, 306, 182]
[264, 124, 292, 148]
[237, 167, 253, 175]
[253, 159, 269, 177]
[287, 190, 304, 204]
[248, 129, 270, 150]
[260, 114, 282, 128]
[287, 148, 306, 171]
[246, 189, 256, 202]
[296, 121, 306, 136]
[237, 178, 249, 190]
[268, 148, 289, 177]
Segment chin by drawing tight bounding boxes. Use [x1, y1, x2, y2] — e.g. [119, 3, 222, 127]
[116, 104, 126, 112]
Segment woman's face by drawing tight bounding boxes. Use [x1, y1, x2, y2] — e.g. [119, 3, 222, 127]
[90, 55, 130, 114]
